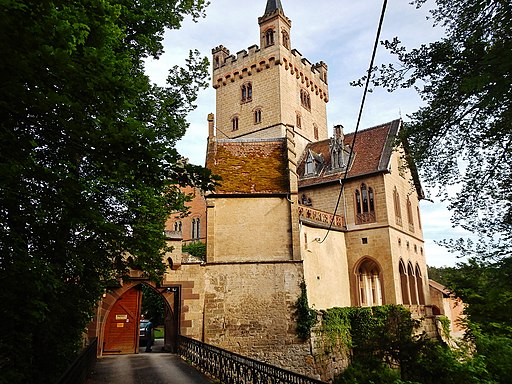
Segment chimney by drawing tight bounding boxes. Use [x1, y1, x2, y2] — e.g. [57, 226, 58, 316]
[208, 113, 215, 139]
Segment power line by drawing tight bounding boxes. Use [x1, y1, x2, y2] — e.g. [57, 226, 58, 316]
[317, 0, 388, 244]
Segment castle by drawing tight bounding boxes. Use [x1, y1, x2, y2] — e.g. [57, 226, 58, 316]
[90, 0, 445, 380]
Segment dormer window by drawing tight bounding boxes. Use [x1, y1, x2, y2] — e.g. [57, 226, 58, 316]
[241, 82, 252, 103]
[265, 29, 275, 47]
[304, 150, 323, 176]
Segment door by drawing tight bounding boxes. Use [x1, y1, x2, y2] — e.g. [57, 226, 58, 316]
[103, 286, 141, 354]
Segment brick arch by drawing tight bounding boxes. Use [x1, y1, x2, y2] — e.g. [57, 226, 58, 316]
[93, 279, 181, 356]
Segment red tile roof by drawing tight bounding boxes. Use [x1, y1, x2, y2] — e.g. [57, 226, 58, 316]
[206, 138, 289, 194]
[298, 120, 401, 187]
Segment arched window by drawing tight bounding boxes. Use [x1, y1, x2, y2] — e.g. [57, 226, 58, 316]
[408, 262, 418, 304]
[399, 260, 410, 304]
[282, 30, 290, 49]
[313, 124, 319, 140]
[415, 264, 426, 305]
[407, 197, 414, 232]
[357, 259, 383, 307]
[301, 89, 311, 110]
[305, 154, 315, 175]
[394, 187, 402, 226]
[417, 206, 422, 230]
[265, 29, 275, 47]
[191, 218, 200, 240]
[174, 221, 182, 232]
[232, 116, 239, 131]
[214, 56, 220, 69]
[355, 183, 376, 224]
[254, 109, 262, 124]
[241, 82, 252, 102]
[296, 113, 302, 129]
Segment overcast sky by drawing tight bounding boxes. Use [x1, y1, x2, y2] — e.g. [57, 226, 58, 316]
[145, 0, 473, 267]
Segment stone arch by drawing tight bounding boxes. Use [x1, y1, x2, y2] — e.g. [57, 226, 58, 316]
[353, 256, 384, 307]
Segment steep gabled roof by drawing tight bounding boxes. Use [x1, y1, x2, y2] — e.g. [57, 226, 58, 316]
[298, 120, 401, 187]
[206, 138, 289, 195]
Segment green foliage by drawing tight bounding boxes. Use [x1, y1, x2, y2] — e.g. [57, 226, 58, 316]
[182, 241, 206, 259]
[141, 284, 165, 326]
[329, 306, 503, 384]
[295, 281, 318, 340]
[0, 0, 214, 382]
[354, 0, 512, 259]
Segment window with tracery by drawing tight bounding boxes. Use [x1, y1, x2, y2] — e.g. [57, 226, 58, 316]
[241, 82, 252, 102]
[355, 183, 376, 224]
[232, 116, 239, 131]
[393, 187, 402, 226]
[173, 221, 182, 232]
[357, 259, 383, 307]
[265, 29, 275, 47]
[300, 89, 311, 110]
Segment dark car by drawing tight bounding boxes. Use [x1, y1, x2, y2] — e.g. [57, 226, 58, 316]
[139, 319, 154, 347]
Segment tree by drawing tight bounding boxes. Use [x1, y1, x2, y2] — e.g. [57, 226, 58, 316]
[0, 0, 214, 382]
[354, 0, 512, 258]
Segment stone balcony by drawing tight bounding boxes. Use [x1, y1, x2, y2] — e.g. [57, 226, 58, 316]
[298, 205, 345, 229]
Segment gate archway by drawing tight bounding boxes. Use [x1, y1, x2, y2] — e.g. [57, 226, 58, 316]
[96, 280, 180, 356]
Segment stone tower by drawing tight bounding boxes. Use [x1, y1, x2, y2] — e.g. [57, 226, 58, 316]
[211, 0, 329, 157]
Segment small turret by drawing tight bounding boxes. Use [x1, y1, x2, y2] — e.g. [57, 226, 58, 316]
[258, 0, 292, 50]
[212, 45, 230, 70]
[313, 61, 328, 84]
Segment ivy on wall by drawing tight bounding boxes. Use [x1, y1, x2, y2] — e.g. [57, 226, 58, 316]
[295, 281, 318, 340]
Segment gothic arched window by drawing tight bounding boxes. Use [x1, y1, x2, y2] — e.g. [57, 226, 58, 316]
[254, 108, 262, 124]
[265, 29, 275, 47]
[357, 259, 383, 307]
[407, 196, 414, 232]
[301, 89, 311, 110]
[282, 30, 290, 49]
[241, 82, 252, 102]
[415, 264, 426, 305]
[355, 183, 376, 224]
[232, 116, 239, 131]
[394, 187, 402, 226]
[399, 260, 410, 304]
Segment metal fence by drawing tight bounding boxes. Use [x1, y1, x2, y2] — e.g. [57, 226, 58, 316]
[178, 335, 326, 384]
[57, 337, 97, 384]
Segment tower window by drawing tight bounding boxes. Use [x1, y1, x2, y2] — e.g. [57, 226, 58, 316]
[254, 109, 262, 124]
[355, 183, 376, 224]
[300, 89, 311, 110]
[232, 116, 239, 131]
[282, 30, 290, 49]
[241, 82, 252, 103]
[265, 29, 275, 47]
[314, 124, 319, 140]
[214, 56, 220, 69]
[296, 113, 302, 129]
[191, 218, 201, 240]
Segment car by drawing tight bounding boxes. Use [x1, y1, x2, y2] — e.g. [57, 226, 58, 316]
[139, 319, 154, 347]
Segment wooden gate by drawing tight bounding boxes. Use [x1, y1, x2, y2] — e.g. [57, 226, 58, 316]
[103, 286, 141, 354]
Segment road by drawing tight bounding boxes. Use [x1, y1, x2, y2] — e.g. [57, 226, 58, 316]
[86, 340, 214, 384]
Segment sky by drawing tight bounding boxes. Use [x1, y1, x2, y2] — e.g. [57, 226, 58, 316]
[145, 0, 473, 267]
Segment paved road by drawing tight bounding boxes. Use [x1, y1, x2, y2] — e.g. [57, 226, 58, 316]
[87, 341, 214, 384]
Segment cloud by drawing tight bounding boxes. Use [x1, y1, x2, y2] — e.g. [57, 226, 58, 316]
[144, 0, 471, 267]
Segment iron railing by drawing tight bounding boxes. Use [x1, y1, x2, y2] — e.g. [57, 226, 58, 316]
[178, 336, 325, 384]
[57, 337, 97, 384]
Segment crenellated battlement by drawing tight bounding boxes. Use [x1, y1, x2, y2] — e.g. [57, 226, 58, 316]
[212, 44, 328, 102]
